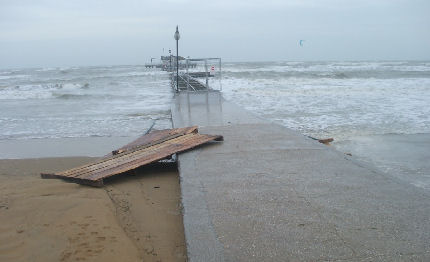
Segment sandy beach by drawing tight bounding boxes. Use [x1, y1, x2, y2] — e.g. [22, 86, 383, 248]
[0, 157, 186, 262]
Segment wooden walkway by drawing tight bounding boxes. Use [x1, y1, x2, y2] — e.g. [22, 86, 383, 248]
[41, 126, 222, 187]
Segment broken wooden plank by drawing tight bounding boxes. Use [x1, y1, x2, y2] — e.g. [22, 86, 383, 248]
[318, 138, 334, 145]
[105, 126, 198, 158]
[308, 136, 334, 145]
[41, 126, 223, 187]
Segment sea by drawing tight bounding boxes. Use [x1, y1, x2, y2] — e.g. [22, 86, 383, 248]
[1, 61, 429, 189]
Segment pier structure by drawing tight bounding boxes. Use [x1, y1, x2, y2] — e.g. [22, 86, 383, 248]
[144, 55, 198, 70]
[170, 57, 222, 92]
[171, 90, 430, 261]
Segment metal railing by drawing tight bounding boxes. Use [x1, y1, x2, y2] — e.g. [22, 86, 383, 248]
[171, 57, 222, 92]
[186, 58, 222, 91]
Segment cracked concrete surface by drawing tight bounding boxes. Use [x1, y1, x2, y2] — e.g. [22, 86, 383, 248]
[172, 91, 430, 261]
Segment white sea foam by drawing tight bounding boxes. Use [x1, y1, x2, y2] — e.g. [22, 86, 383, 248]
[0, 85, 53, 99]
[0, 74, 29, 80]
[222, 64, 430, 141]
[121, 71, 163, 77]
[35, 67, 57, 72]
[0, 83, 89, 100]
[0, 65, 172, 140]
[1, 61, 429, 142]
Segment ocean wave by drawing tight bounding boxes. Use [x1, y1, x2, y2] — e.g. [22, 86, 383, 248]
[222, 74, 430, 142]
[52, 93, 88, 100]
[35, 67, 57, 72]
[0, 82, 90, 100]
[0, 116, 173, 140]
[2, 61, 429, 142]
[222, 61, 430, 79]
[113, 70, 167, 78]
[126, 110, 171, 118]
[224, 69, 430, 80]
[0, 133, 112, 140]
[0, 74, 29, 80]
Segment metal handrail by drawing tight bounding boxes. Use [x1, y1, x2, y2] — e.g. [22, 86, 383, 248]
[184, 57, 222, 92]
[171, 57, 222, 92]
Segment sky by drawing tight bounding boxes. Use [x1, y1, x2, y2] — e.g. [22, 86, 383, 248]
[0, 0, 429, 68]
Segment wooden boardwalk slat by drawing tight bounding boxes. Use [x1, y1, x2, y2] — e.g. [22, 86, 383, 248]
[67, 133, 202, 179]
[89, 135, 218, 181]
[41, 126, 223, 187]
[51, 129, 199, 178]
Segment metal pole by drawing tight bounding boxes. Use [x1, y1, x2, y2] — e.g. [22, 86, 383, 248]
[219, 58, 222, 91]
[176, 39, 179, 92]
[186, 59, 190, 91]
[174, 26, 180, 92]
[204, 59, 209, 90]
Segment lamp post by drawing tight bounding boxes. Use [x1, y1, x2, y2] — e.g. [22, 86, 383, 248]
[174, 26, 180, 92]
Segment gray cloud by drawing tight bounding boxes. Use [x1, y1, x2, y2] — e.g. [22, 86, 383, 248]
[1, 0, 429, 68]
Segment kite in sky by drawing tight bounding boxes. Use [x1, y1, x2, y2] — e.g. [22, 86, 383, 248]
[299, 40, 305, 47]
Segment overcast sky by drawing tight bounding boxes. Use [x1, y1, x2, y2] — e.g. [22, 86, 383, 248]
[1, 0, 429, 68]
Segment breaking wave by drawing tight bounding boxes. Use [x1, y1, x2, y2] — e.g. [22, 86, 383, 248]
[224, 69, 430, 80]
[0, 83, 90, 100]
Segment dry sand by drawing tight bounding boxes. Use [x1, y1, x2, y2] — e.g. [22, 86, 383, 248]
[0, 157, 186, 262]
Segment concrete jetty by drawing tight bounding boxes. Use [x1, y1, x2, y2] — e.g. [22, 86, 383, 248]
[171, 91, 430, 261]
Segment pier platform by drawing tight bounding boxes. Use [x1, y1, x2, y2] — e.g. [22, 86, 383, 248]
[171, 91, 430, 261]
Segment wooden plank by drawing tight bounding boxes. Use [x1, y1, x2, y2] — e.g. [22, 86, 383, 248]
[41, 127, 222, 187]
[104, 126, 198, 158]
[56, 128, 199, 178]
[87, 134, 220, 181]
[63, 133, 201, 179]
[87, 134, 214, 180]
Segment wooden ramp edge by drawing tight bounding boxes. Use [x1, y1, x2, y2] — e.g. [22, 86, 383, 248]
[41, 126, 223, 187]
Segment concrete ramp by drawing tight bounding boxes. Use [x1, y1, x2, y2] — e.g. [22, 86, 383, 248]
[172, 92, 430, 261]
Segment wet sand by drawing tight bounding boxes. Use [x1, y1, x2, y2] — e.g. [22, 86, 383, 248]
[0, 157, 186, 262]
